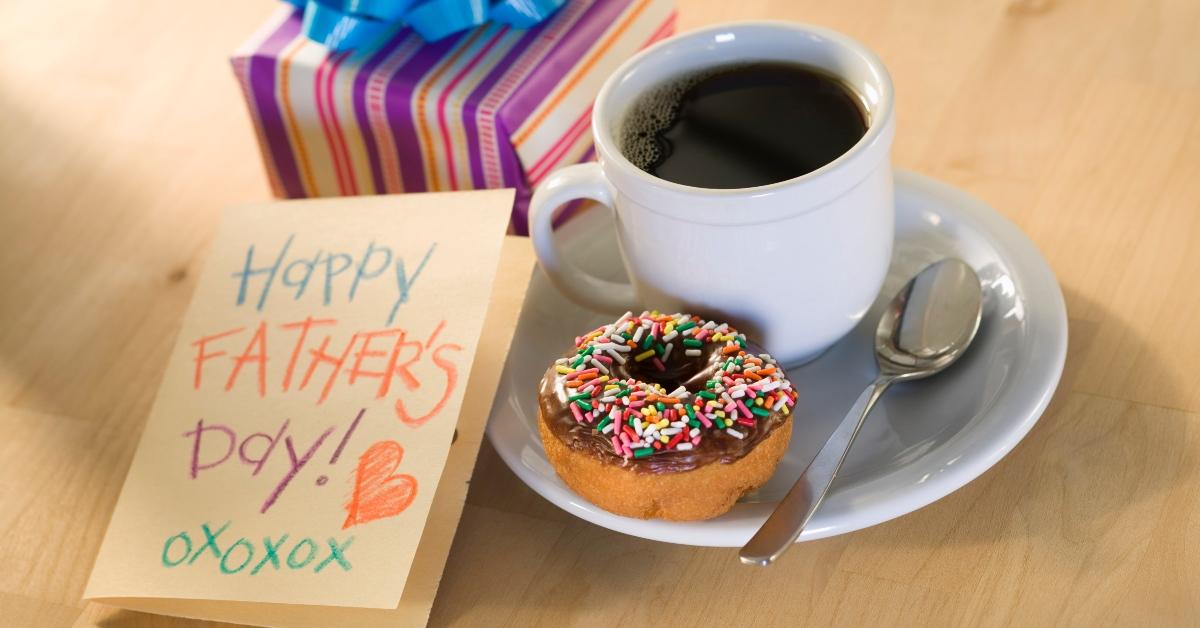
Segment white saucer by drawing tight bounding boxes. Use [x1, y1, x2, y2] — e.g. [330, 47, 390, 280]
[486, 170, 1067, 546]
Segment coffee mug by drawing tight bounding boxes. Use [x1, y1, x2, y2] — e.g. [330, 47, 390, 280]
[528, 21, 895, 365]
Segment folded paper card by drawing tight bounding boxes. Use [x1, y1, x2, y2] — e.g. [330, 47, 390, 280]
[231, 0, 675, 233]
[85, 190, 528, 624]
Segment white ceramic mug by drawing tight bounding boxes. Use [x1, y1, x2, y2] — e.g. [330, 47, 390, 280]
[528, 21, 895, 365]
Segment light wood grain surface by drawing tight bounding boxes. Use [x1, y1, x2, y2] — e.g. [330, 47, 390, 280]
[2, 0, 1198, 626]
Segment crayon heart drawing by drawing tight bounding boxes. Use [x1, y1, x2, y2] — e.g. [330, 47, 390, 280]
[344, 440, 418, 529]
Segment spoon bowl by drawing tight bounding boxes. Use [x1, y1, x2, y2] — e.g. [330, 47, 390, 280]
[876, 258, 983, 378]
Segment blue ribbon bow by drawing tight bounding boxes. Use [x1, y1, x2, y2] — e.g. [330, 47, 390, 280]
[288, 0, 567, 51]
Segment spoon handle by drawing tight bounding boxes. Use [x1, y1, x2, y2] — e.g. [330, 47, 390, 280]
[739, 374, 895, 565]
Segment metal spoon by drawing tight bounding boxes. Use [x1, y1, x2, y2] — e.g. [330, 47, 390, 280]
[739, 258, 983, 566]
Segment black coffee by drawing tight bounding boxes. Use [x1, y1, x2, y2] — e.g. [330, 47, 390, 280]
[620, 62, 868, 189]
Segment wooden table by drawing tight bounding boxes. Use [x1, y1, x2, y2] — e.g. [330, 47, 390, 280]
[3, 0, 1198, 625]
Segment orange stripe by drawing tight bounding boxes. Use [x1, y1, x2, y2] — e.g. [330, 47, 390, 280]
[414, 29, 489, 191]
[513, 0, 651, 147]
[279, 37, 320, 196]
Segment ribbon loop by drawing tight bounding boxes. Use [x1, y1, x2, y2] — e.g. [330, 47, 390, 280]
[491, 0, 567, 28]
[293, 0, 567, 51]
[405, 0, 489, 42]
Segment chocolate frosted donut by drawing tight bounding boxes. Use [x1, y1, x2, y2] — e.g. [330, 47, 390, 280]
[537, 311, 796, 521]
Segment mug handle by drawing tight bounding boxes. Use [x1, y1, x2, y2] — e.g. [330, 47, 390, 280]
[528, 162, 637, 313]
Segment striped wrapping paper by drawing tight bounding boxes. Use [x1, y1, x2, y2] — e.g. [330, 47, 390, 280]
[231, 0, 676, 233]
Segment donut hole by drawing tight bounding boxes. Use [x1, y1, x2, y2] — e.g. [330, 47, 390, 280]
[623, 351, 708, 393]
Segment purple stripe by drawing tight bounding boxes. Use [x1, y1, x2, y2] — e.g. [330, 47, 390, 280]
[498, 0, 637, 133]
[459, 27, 542, 189]
[260, 9, 303, 52]
[549, 145, 598, 231]
[384, 29, 468, 192]
[245, 10, 306, 198]
[492, 117, 530, 233]
[351, 35, 408, 194]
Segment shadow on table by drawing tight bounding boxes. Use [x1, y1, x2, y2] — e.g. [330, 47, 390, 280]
[844, 283, 1188, 554]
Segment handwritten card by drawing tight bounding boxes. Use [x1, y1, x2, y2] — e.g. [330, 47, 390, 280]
[85, 190, 518, 616]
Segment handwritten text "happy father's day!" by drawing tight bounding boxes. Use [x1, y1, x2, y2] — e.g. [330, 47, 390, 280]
[168, 236, 457, 576]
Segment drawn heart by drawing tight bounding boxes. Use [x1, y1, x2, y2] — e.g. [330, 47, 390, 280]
[343, 440, 418, 529]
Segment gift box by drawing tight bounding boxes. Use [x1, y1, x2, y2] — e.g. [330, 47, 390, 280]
[232, 0, 676, 233]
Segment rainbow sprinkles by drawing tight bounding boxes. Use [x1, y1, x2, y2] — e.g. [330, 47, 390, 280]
[552, 311, 797, 460]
